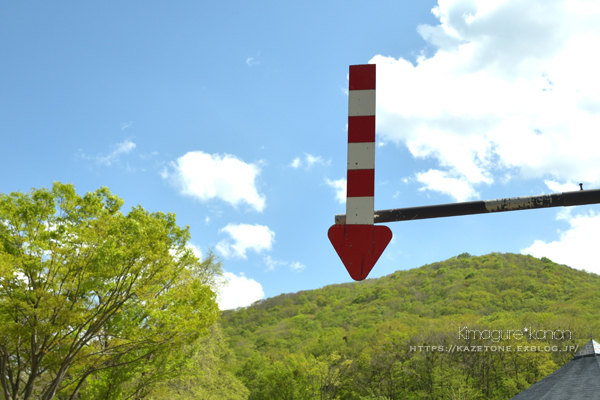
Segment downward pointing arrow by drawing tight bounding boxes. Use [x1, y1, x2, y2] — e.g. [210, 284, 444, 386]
[328, 224, 392, 281]
[329, 64, 392, 280]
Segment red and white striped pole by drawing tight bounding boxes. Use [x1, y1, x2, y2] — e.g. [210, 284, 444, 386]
[347, 64, 376, 224]
[328, 64, 392, 281]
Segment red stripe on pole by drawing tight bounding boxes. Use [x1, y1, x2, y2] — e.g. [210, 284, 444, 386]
[348, 116, 375, 143]
[347, 169, 375, 197]
[349, 64, 376, 90]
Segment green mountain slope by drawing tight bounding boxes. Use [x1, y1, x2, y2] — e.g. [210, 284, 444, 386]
[221, 253, 600, 399]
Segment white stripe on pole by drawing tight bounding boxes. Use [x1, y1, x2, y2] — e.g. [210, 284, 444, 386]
[346, 197, 375, 224]
[347, 143, 375, 170]
[348, 90, 376, 116]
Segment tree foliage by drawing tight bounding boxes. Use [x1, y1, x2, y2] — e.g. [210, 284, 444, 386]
[145, 324, 249, 400]
[221, 252, 600, 399]
[0, 183, 220, 400]
[3, 182, 596, 399]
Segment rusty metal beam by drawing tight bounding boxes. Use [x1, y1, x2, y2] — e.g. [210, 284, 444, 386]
[334, 189, 600, 225]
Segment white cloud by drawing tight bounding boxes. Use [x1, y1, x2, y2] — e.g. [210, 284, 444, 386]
[217, 272, 264, 310]
[139, 151, 158, 160]
[290, 261, 306, 272]
[121, 121, 133, 131]
[521, 209, 600, 274]
[246, 57, 260, 67]
[216, 223, 275, 259]
[417, 169, 478, 202]
[326, 178, 347, 204]
[264, 255, 287, 271]
[263, 256, 305, 272]
[371, 0, 600, 201]
[545, 180, 581, 193]
[162, 151, 266, 212]
[290, 153, 329, 169]
[102, 140, 136, 165]
[306, 154, 328, 168]
[77, 139, 136, 166]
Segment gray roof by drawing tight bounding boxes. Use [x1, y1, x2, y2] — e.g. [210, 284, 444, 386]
[573, 339, 600, 358]
[511, 339, 600, 400]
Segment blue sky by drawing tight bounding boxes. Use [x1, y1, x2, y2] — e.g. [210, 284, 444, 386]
[2, 0, 600, 309]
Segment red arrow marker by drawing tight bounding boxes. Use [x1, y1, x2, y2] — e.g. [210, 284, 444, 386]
[328, 224, 392, 281]
[328, 64, 392, 281]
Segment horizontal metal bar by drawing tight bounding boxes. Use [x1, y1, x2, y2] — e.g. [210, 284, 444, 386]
[334, 189, 600, 225]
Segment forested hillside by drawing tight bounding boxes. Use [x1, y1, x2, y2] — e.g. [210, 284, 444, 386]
[3, 192, 598, 400]
[221, 253, 600, 399]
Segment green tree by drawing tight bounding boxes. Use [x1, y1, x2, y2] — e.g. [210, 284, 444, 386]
[144, 324, 249, 400]
[0, 183, 220, 400]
